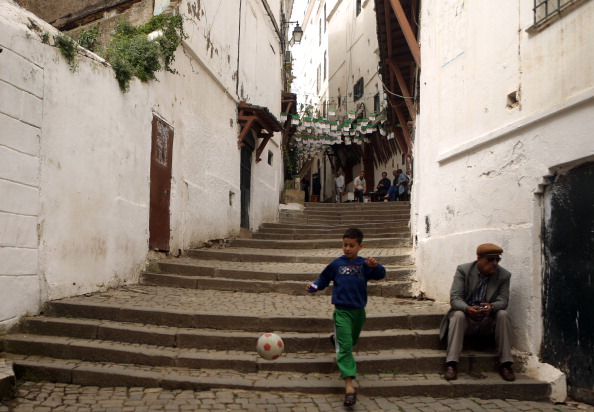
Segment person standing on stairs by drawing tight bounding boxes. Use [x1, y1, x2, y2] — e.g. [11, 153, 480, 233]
[439, 243, 516, 382]
[306, 228, 386, 407]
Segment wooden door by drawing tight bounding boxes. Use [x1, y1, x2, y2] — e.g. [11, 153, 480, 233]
[149, 115, 174, 251]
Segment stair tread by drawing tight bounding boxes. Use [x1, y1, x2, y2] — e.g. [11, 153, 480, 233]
[145, 272, 414, 284]
[186, 246, 412, 256]
[46, 286, 447, 318]
[24, 316, 439, 337]
[0, 337, 510, 360]
[154, 258, 414, 272]
[3, 353, 546, 391]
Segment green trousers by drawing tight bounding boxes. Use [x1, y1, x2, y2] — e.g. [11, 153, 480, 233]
[333, 308, 366, 379]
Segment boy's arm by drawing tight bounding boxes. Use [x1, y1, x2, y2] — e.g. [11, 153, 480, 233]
[365, 258, 386, 280]
[306, 262, 334, 292]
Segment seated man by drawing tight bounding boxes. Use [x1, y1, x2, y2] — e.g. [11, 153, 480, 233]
[353, 171, 366, 203]
[439, 243, 515, 382]
[384, 169, 408, 201]
[372, 172, 391, 201]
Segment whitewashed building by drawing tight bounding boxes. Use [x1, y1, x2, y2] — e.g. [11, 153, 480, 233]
[290, 0, 406, 202]
[413, 0, 594, 402]
[0, 0, 291, 330]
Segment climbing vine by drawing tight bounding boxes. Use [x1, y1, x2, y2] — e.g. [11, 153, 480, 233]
[105, 14, 186, 92]
[54, 33, 78, 71]
[77, 25, 100, 52]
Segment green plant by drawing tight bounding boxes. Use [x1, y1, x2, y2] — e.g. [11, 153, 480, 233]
[105, 14, 185, 92]
[40, 32, 50, 44]
[77, 25, 100, 52]
[54, 34, 78, 70]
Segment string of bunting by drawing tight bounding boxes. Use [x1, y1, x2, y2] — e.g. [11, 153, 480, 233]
[280, 106, 398, 158]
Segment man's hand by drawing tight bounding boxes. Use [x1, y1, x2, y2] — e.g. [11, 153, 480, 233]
[466, 305, 482, 319]
[366, 257, 378, 268]
[479, 302, 493, 316]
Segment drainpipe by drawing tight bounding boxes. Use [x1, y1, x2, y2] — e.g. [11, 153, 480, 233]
[236, 0, 242, 96]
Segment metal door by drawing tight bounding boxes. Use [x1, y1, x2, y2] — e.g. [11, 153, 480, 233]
[542, 162, 594, 405]
[149, 115, 174, 251]
[240, 133, 255, 229]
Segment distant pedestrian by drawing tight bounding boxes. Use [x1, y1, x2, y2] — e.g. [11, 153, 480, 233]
[306, 228, 386, 407]
[301, 176, 310, 202]
[335, 171, 345, 203]
[353, 171, 366, 203]
[383, 169, 408, 201]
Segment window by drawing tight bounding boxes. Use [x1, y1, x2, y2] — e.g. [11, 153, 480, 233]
[338, 88, 342, 108]
[267, 150, 273, 165]
[374, 93, 380, 112]
[317, 65, 321, 94]
[319, 19, 322, 46]
[324, 4, 327, 32]
[356, 0, 362, 16]
[533, 0, 583, 26]
[353, 77, 364, 101]
[323, 51, 327, 80]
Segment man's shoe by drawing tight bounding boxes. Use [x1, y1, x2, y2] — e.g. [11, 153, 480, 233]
[444, 363, 457, 380]
[499, 364, 516, 381]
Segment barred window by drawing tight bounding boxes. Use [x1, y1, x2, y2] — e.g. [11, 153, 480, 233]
[353, 78, 364, 101]
[533, 0, 587, 26]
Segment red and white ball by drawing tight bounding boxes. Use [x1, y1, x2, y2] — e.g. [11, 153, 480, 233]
[256, 333, 284, 360]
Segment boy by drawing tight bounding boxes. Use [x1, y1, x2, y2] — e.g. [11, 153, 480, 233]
[306, 228, 386, 407]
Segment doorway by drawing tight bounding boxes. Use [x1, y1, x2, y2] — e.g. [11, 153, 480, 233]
[542, 162, 594, 405]
[240, 132, 255, 229]
[149, 115, 174, 251]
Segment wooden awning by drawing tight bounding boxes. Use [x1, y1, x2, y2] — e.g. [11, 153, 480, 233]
[281, 92, 298, 148]
[374, 0, 420, 157]
[237, 101, 283, 162]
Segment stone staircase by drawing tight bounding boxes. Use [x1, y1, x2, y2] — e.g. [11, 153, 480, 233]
[0, 202, 551, 400]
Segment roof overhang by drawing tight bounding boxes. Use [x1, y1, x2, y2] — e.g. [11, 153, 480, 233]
[375, 0, 420, 157]
[237, 101, 283, 162]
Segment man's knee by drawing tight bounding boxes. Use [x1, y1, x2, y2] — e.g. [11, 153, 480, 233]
[450, 310, 466, 324]
[496, 310, 510, 322]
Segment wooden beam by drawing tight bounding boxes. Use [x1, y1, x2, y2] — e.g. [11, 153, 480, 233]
[237, 117, 255, 148]
[388, 0, 421, 67]
[255, 133, 273, 162]
[394, 105, 413, 156]
[389, 58, 416, 121]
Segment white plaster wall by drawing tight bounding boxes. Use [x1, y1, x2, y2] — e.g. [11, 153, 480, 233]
[0, 0, 286, 328]
[416, 0, 594, 370]
[0, 7, 45, 329]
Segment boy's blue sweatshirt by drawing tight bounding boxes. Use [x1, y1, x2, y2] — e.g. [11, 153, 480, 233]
[312, 255, 386, 309]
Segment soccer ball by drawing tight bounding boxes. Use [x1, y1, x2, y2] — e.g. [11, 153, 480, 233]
[256, 333, 284, 360]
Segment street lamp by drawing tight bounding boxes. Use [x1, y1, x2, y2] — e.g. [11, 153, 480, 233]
[286, 21, 303, 46]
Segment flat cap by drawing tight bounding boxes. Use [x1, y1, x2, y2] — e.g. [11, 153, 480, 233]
[477, 243, 503, 256]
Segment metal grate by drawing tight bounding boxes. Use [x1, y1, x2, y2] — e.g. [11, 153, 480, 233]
[534, 0, 581, 25]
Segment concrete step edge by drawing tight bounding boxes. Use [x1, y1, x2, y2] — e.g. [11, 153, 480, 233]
[4, 355, 549, 400]
[40, 301, 444, 332]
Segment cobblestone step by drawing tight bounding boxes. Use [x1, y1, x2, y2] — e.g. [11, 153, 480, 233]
[254, 229, 409, 240]
[228, 237, 410, 249]
[148, 259, 416, 281]
[18, 317, 442, 351]
[38, 288, 445, 333]
[259, 221, 409, 230]
[0, 335, 523, 375]
[186, 247, 413, 265]
[279, 217, 410, 226]
[279, 210, 410, 219]
[3, 354, 549, 400]
[303, 202, 410, 210]
[141, 273, 414, 298]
